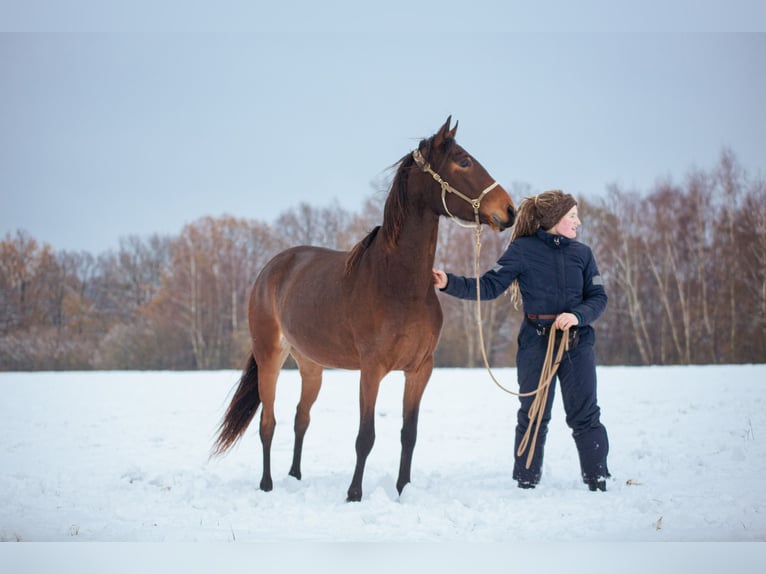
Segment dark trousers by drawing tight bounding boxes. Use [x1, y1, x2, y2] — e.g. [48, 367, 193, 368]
[513, 324, 609, 485]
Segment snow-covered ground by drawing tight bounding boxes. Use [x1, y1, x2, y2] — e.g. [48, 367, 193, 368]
[1, 366, 765, 570]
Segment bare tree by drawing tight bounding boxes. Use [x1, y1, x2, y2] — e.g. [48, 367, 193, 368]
[276, 201, 357, 250]
[0, 230, 55, 330]
[4, 151, 765, 370]
[148, 216, 280, 369]
[728, 170, 766, 362]
[586, 187, 655, 364]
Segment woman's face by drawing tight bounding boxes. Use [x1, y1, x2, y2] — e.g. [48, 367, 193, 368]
[552, 205, 580, 239]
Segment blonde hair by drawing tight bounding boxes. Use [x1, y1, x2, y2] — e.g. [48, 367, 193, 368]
[507, 190, 576, 308]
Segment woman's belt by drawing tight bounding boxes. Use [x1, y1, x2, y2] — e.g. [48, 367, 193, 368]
[526, 313, 557, 321]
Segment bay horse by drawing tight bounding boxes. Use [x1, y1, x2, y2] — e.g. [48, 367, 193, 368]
[212, 117, 515, 501]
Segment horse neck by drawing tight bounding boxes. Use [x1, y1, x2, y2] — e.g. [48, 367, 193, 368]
[376, 206, 440, 289]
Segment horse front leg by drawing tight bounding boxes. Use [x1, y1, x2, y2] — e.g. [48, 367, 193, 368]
[347, 366, 385, 502]
[396, 357, 434, 496]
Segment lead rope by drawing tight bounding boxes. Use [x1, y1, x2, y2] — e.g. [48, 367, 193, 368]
[472, 224, 569, 468]
[515, 324, 569, 469]
[415, 147, 568, 468]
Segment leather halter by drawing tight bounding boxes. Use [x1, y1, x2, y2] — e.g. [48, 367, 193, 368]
[412, 148, 499, 228]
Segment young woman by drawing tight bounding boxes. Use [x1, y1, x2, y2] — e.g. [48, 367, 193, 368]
[433, 190, 610, 491]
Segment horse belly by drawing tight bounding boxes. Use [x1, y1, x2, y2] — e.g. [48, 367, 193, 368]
[281, 302, 360, 370]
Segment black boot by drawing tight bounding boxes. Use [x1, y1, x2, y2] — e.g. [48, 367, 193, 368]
[574, 424, 609, 492]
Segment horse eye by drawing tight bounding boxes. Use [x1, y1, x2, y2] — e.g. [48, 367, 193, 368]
[458, 158, 472, 168]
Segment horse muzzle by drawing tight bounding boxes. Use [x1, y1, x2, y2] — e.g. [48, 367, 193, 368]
[480, 187, 516, 231]
[489, 205, 516, 231]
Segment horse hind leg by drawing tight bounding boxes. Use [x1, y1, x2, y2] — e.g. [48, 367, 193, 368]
[288, 350, 323, 481]
[254, 336, 291, 492]
[396, 358, 434, 496]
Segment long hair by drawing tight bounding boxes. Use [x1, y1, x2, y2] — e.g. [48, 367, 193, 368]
[507, 190, 573, 308]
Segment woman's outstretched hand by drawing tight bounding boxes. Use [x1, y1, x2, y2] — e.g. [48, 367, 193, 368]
[432, 269, 448, 289]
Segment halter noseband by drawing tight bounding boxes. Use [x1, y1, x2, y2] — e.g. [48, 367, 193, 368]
[412, 148, 499, 228]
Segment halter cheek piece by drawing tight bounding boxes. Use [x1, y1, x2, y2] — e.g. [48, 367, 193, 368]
[412, 148, 499, 228]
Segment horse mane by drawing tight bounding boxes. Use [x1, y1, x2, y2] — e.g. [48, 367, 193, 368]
[344, 225, 380, 275]
[381, 151, 417, 250]
[343, 135, 454, 276]
[343, 151, 415, 276]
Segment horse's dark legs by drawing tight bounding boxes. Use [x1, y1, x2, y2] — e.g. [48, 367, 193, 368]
[289, 355, 323, 480]
[259, 414, 274, 491]
[258, 378, 276, 491]
[397, 360, 432, 495]
[254, 350, 287, 492]
[347, 367, 384, 502]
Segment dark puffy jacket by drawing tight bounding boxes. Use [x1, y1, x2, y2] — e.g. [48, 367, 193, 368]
[442, 229, 607, 326]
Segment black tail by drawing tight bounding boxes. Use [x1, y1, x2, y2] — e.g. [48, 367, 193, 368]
[211, 354, 261, 457]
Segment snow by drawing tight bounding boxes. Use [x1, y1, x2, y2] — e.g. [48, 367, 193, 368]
[1, 365, 765, 571]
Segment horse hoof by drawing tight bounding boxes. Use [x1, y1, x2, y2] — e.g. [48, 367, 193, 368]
[346, 488, 362, 503]
[260, 478, 273, 492]
[288, 468, 302, 481]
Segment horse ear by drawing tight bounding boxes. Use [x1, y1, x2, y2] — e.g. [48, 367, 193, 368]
[448, 120, 458, 139]
[434, 116, 455, 148]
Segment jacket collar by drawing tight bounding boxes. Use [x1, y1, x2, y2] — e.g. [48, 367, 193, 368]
[536, 228, 570, 248]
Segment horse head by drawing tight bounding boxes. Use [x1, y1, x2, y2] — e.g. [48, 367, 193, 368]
[414, 116, 516, 231]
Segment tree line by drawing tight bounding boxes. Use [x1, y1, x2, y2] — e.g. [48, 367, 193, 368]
[1, 150, 764, 370]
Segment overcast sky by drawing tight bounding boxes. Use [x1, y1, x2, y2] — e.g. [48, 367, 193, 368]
[2, 2, 765, 253]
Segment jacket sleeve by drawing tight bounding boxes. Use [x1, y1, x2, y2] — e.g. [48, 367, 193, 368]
[571, 248, 607, 326]
[441, 244, 523, 301]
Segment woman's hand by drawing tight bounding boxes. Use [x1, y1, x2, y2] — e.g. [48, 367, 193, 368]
[555, 312, 579, 331]
[432, 269, 448, 289]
